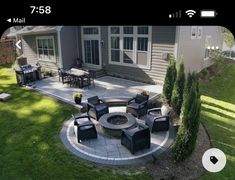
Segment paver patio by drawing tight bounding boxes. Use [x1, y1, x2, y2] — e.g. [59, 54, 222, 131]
[60, 106, 175, 165]
[33, 75, 174, 165]
[34, 76, 163, 105]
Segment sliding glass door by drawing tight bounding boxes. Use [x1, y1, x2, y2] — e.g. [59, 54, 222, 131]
[82, 27, 101, 68]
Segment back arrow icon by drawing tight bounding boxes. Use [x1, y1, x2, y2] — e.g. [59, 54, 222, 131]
[16, 40, 22, 50]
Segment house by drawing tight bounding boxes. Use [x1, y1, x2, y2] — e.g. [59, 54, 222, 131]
[15, 26, 223, 84]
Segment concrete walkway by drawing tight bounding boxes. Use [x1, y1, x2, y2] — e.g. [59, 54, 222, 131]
[35, 76, 163, 104]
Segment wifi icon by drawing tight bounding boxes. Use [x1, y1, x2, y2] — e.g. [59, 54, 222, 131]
[185, 10, 196, 18]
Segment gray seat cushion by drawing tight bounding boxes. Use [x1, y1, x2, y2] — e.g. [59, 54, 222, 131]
[76, 117, 90, 124]
[80, 125, 94, 130]
[155, 117, 167, 122]
[149, 111, 161, 117]
[95, 104, 108, 111]
[127, 103, 140, 109]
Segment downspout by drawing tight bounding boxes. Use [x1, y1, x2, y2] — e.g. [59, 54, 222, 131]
[174, 26, 180, 63]
[57, 26, 63, 68]
[76, 26, 80, 59]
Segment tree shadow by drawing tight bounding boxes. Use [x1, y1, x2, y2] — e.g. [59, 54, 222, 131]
[202, 100, 235, 114]
[0, 75, 12, 81]
[201, 105, 235, 123]
[200, 64, 235, 101]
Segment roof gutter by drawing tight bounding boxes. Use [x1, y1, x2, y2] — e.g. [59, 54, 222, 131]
[17, 30, 57, 36]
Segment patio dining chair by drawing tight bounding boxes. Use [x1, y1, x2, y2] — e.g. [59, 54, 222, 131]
[58, 68, 72, 85]
[72, 114, 97, 143]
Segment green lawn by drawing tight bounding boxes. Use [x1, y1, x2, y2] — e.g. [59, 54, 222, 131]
[0, 64, 150, 179]
[1, 63, 235, 179]
[200, 64, 235, 179]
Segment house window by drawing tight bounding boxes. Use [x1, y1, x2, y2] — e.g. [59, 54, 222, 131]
[124, 27, 133, 34]
[137, 37, 148, 51]
[138, 27, 149, 34]
[111, 37, 120, 62]
[108, 26, 151, 68]
[191, 26, 203, 39]
[191, 26, 197, 39]
[197, 26, 203, 39]
[36, 36, 55, 61]
[83, 27, 99, 34]
[204, 35, 212, 60]
[123, 37, 134, 64]
[111, 27, 120, 34]
[204, 48, 211, 59]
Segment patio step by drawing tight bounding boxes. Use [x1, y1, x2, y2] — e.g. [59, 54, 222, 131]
[95, 69, 106, 78]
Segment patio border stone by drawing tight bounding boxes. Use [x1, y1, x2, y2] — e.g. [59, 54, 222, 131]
[60, 116, 176, 165]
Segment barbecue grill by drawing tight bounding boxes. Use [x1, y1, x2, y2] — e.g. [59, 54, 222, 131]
[15, 64, 42, 85]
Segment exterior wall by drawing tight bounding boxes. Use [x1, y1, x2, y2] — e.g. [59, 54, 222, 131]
[176, 26, 223, 73]
[21, 33, 59, 71]
[60, 26, 79, 69]
[100, 26, 109, 67]
[102, 26, 176, 84]
[77, 27, 82, 59]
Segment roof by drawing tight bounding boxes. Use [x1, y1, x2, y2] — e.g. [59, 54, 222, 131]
[5, 27, 18, 37]
[16, 26, 62, 35]
[2, 26, 23, 38]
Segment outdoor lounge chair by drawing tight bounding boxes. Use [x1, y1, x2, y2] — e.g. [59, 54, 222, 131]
[72, 114, 97, 143]
[121, 124, 150, 154]
[147, 105, 171, 117]
[126, 94, 149, 118]
[87, 96, 109, 121]
[146, 108, 170, 133]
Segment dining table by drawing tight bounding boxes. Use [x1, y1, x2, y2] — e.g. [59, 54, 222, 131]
[66, 68, 90, 88]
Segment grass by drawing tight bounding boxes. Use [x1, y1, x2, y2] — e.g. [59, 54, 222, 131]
[200, 63, 235, 179]
[0, 64, 151, 179]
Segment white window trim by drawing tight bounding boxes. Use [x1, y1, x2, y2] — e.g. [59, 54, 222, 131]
[36, 36, 56, 62]
[81, 26, 102, 69]
[108, 26, 151, 69]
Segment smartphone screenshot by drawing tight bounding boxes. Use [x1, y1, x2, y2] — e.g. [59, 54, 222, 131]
[0, 3, 234, 180]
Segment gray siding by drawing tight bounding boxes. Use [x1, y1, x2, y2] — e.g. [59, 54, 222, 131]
[101, 26, 109, 67]
[103, 26, 176, 84]
[77, 27, 82, 60]
[60, 26, 79, 69]
[176, 26, 223, 73]
[22, 33, 59, 71]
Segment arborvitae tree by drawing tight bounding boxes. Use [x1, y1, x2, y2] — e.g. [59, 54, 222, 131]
[162, 55, 177, 105]
[171, 59, 185, 115]
[172, 73, 201, 162]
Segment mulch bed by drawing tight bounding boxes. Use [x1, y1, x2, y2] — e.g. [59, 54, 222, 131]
[145, 122, 210, 180]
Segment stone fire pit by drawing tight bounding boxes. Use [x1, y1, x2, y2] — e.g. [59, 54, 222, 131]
[99, 112, 137, 137]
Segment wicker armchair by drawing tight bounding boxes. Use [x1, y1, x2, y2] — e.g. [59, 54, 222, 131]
[126, 94, 149, 118]
[121, 124, 150, 154]
[145, 107, 170, 133]
[87, 96, 109, 120]
[72, 114, 97, 143]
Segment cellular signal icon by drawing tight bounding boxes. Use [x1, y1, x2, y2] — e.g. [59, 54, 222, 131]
[185, 10, 196, 18]
[169, 10, 182, 18]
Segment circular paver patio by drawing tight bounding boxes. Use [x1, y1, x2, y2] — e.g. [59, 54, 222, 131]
[60, 107, 176, 165]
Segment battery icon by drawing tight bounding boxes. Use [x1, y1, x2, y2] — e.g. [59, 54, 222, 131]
[200, 10, 216, 18]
